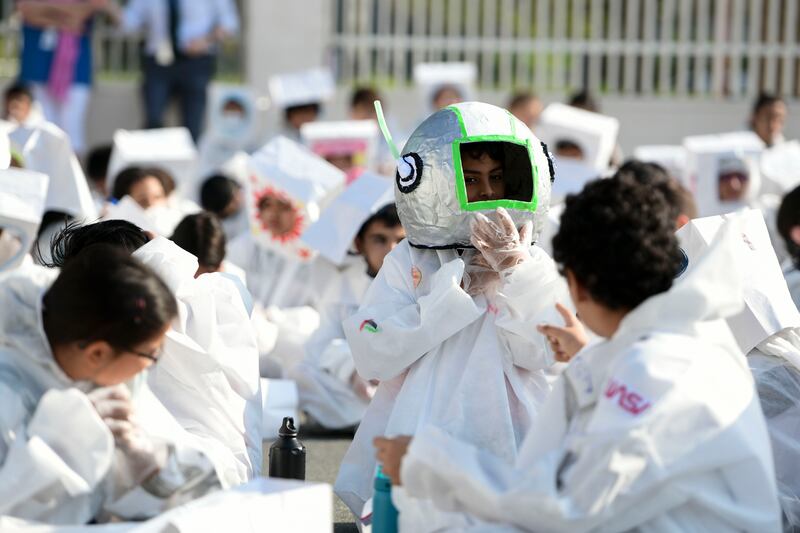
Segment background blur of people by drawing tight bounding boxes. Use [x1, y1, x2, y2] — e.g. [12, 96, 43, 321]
[3, 81, 34, 125]
[508, 91, 543, 131]
[349, 86, 380, 121]
[750, 92, 787, 147]
[16, 0, 110, 155]
[567, 89, 600, 113]
[107, 0, 240, 143]
[431, 84, 463, 110]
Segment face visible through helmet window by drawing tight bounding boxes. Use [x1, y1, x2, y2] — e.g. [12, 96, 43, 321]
[457, 141, 535, 208]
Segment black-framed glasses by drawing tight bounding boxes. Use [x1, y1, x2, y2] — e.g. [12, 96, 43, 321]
[123, 345, 163, 363]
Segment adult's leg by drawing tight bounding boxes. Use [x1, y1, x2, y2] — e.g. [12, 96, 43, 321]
[31, 84, 58, 125]
[58, 84, 91, 155]
[141, 56, 174, 130]
[176, 55, 214, 142]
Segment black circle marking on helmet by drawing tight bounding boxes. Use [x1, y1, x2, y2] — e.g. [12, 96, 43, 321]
[396, 152, 424, 194]
[676, 247, 689, 278]
[541, 141, 556, 183]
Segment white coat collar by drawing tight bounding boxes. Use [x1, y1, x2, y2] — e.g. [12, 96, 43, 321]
[564, 220, 744, 410]
[0, 267, 92, 393]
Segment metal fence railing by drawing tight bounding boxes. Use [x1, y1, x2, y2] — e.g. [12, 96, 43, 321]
[329, 0, 800, 100]
[0, 0, 245, 82]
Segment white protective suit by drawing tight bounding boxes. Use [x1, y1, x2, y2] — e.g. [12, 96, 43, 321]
[0, 267, 220, 524]
[226, 137, 345, 375]
[335, 239, 569, 524]
[291, 255, 375, 429]
[292, 172, 395, 429]
[226, 233, 322, 374]
[398, 220, 781, 532]
[132, 237, 263, 486]
[678, 210, 800, 529]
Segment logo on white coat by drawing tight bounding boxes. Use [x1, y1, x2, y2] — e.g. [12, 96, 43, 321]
[604, 378, 651, 415]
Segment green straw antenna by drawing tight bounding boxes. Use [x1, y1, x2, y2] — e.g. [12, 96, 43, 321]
[375, 100, 413, 179]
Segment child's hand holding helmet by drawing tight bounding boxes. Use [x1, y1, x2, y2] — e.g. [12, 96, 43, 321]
[470, 207, 533, 273]
[462, 250, 500, 296]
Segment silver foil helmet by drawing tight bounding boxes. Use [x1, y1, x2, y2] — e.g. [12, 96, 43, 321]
[395, 101, 555, 249]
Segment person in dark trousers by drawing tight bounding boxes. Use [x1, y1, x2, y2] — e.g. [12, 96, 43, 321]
[106, 0, 239, 142]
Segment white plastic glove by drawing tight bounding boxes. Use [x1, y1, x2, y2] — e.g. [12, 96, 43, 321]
[462, 249, 501, 297]
[470, 207, 533, 273]
[88, 385, 168, 485]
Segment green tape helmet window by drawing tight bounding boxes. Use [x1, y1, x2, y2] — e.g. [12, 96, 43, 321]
[392, 102, 555, 249]
[453, 136, 538, 213]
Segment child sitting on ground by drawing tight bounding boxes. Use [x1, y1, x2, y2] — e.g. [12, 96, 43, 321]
[376, 174, 779, 532]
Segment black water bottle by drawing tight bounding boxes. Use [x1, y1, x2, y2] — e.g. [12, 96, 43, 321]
[268, 417, 306, 480]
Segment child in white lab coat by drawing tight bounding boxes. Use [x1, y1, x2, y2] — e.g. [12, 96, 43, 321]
[225, 136, 344, 376]
[0, 245, 221, 524]
[376, 175, 780, 532]
[48, 219, 263, 488]
[335, 102, 569, 531]
[293, 204, 405, 431]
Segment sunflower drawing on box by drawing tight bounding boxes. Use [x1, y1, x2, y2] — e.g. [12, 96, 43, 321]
[249, 179, 313, 260]
[244, 136, 347, 261]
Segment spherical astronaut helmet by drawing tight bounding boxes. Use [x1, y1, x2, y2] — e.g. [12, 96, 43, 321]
[394, 101, 555, 249]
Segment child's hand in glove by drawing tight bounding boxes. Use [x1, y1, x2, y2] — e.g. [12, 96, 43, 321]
[470, 207, 533, 273]
[462, 250, 500, 297]
[88, 385, 167, 483]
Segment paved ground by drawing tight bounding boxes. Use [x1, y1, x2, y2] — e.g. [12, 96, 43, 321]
[264, 434, 358, 532]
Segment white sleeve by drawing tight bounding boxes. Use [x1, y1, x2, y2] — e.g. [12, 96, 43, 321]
[402, 417, 669, 533]
[0, 387, 114, 524]
[494, 248, 571, 371]
[102, 382, 222, 519]
[305, 303, 356, 384]
[402, 360, 764, 532]
[343, 251, 483, 381]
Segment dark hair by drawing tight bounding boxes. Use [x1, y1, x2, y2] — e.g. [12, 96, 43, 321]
[200, 174, 240, 214]
[42, 244, 177, 349]
[85, 144, 113, 182]
[351, 86, 381, 109]
[555, 139, 584, 155]
[112, 166, 176, 201]
[567, 90, 599, 113]
[508, 91, 539, 110]
[284, 103, 321, 122]
[432, 84, 463, 105]
[356, 203, 401, 241]
[170, 212, 226, 270]
[616, 160, 698, 221]
[47, 219, 151, 268]
[552, 176, 683, 310]
[4, 81, 33, 102]
[33, 211, 75, 264]
[460, 141, 504, 165]
[778, 185, 800, 268]
[752, 92, 784, 116]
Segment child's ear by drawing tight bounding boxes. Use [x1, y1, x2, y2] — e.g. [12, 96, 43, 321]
[790, 226, 800, 247]
[81, 340, 117, 371]
[354, 237, 364, 255]
[565, 269, 589, 304]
